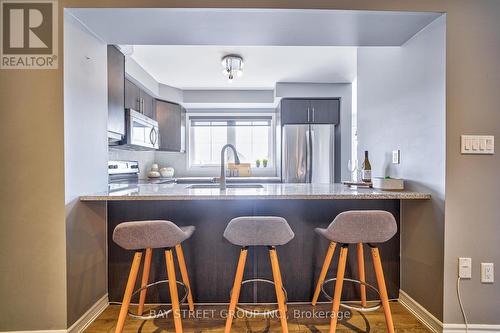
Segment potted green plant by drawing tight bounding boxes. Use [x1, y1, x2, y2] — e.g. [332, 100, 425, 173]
[255, 159, 261, 168]
[262, 159, 268, 168]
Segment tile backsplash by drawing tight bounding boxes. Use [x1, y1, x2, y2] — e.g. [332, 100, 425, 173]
[109, 149, 276, 178]
[109, 148, 155, 179]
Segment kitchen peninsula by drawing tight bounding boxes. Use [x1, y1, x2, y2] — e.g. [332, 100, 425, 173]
[81, 184, 430, 304]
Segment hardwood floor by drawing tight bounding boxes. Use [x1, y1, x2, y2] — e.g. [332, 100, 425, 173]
[85, 302, 430, 332]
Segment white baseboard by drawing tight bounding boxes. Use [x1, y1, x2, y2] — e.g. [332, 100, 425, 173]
[443, 324, 500, 333]
[67, 294, 108, 333]
[399, 290, 500, 333]
[3, 295, 108, 333]
[399, 289, 443, 333]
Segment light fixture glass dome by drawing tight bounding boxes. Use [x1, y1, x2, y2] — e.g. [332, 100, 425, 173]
[221, 55, 244, 82]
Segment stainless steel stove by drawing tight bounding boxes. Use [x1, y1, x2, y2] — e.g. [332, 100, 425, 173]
[108, 160, 175, 192]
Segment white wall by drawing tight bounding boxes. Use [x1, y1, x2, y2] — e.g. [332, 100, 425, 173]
[63, 12, 108, 326]
[118, 82, 353, 180]
[276, 82, 353, 181]
[357, 15, 446, 319]
[183, 89, 274, 104]
[154, 108, 278, 177]
[126, 56, 183, 103]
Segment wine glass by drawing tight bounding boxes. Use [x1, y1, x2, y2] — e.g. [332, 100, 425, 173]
[347, 159, 359, 182]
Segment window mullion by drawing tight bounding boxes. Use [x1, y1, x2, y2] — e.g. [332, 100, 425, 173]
[227, 125, 236, 162]
[228, 123, 236, 145]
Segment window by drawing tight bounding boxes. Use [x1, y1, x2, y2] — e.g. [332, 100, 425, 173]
[188, 115, 274, 168]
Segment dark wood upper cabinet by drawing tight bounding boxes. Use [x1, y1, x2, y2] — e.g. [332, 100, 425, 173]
[140, 90, 155, 120]
[107, 45, 125, 140]
[124, 78, 140, 111]
[124, 78, 155, 120]
[310, 99, 340, 124]
[156, 100, 185, 152]
[280, 99, 310, 124]
[281, 98, 340, 125]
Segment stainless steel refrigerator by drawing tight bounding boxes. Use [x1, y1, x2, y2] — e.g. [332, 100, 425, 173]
[281, 124, 335, 183]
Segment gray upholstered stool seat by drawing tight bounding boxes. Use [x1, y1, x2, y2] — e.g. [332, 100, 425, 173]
[315, 210, 396, 244]
[223, 216, 295, 246]
[113, 220, 195, 250]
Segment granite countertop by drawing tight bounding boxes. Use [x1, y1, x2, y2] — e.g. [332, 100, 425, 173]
[80, 183, 431, 201]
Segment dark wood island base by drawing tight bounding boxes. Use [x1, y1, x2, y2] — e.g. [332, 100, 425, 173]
[107, 199, 400, 304]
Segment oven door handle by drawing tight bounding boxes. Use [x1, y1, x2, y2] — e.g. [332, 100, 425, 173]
[150, 127, 158, 147]
[149, 128, 154, 146]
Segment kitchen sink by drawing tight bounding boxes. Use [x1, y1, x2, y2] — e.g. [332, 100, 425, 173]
[185, 184, 264, 189]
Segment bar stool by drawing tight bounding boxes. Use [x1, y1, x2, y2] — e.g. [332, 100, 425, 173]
[112, 220, 196, 333]
[311, 211, 397, 333]
[223, 216, 295, 333]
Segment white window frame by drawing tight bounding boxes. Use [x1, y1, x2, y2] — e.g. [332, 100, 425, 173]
[186, 112, 277, 175]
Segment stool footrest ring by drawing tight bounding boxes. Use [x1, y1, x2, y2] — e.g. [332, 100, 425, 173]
[321, 278, 382, 313]
[127, 280, 189, 320]
[230, 278, 288, 317]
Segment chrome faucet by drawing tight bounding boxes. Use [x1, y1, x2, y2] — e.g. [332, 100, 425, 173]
[220, 144, 240, 190]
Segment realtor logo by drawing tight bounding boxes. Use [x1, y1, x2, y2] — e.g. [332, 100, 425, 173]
[1, 0, 58, 69]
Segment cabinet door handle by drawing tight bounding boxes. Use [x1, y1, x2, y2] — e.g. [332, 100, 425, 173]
[312, 107, 315, 123]
[307, 107, 310, 122]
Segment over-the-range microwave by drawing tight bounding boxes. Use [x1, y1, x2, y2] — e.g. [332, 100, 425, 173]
[119, 108, 159, 150]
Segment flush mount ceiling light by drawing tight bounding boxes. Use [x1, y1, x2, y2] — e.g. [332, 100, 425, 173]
[221, 55, 244, 83]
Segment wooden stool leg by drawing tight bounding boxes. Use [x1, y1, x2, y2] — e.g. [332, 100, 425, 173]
[115, 251, 142, 333]
[273, 249, 288, 312]
[138, 248, 152, 316]
[312, 241, 336, 305]
[371, 246, 395, 333]
[269, 247, 289, 333]
[357, 243, 367, 307]
[165, 249, 183, 333]
[175, 244, 195, 311]
[329, 245, 348, 333]
[224, 248, 248, 333]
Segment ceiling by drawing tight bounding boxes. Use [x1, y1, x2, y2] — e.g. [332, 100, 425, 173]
[130, 46, 357, 89]
[68, 8, 441, 92]
[69, 8, 441, 46]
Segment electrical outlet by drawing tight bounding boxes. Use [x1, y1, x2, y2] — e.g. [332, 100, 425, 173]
[481, 263, 494, 283]
[392, 150, 400, 164]
[459, 257, 472, 279]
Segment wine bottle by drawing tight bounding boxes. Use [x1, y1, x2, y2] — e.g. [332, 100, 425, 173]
[361, 150, 372, 183]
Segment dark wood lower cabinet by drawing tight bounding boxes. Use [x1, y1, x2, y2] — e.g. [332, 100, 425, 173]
[107, 199, 400, 304]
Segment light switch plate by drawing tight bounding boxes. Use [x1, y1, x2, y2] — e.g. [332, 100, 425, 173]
[459, 257, 472, 279]
[392, 150, 400, 164]
[481, 263, 494, 283]
[461, 135, 494, 154]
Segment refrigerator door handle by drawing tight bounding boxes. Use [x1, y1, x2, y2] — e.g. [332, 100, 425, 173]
[305, 129, 310, 183]
[309, 128, 314, 183]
